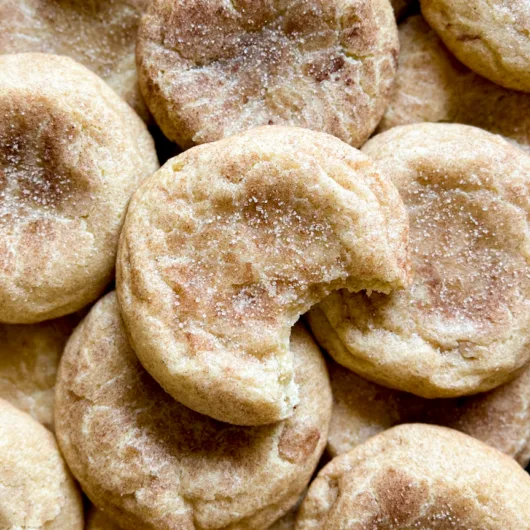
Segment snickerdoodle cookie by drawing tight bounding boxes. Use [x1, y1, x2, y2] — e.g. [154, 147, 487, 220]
[309, 123, 530, 398]
[0, 314, 79, 430]
[296, 424, 530, 529]
[0, 398, 83, 529]
[327, 359, 530, 466]
[117, 126, 410, 425]
[379, 16, 530, 152]
[136, 0, 399, 148]
[421, 0, 530, 93]
[55, 292, 331, 530]
[0, 0, 150, 120]
[0, 53, 158, 324]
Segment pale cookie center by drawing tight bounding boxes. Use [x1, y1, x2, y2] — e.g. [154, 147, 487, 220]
[405, 179, 528, 327]
[157, 193, 341, 355]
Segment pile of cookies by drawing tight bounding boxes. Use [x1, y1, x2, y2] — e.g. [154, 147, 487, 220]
[1, 0, 530, 528]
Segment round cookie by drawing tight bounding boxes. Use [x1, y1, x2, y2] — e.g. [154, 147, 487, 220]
[117, 126, 410, 425]
[0, 314, 79, 430]
[0, 53, 158, 324]
[55, 292, 332, 530]
[379, 15, 530, 152]
[327, 359, 530, 466]
[0, 0, 150, 121]
[296, 424, 530, 529]
[136, 0, 399, 148]
[309, 123, 530, 398]
[421, 0, 530, 93]
[0, 398, 84, 529]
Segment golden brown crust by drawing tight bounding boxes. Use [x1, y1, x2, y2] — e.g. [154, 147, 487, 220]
[0, 399, 84, 529]
[379, 15, 530, 152]
[0, 53, 158, 324]
[116, 126, 410, 425]
[310, 123, 530, 398]
[0, 0, 151, 120]
[296, 424, 530, 529]
[136, 0, 398, 148]
[326, 358, 530, 466]
[0, 314, 79, 430]
[55, 292, 332, 530]
[421, 0, 530, 93]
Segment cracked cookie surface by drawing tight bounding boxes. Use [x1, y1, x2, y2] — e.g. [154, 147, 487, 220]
[55, 292, 331, 530]
[136, 0, 398, 148]
[309, 123, 530, 398]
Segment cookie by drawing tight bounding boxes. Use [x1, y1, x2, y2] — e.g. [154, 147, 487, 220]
[87, 505, 299, 530]
[55, 292, 332, 530]
[0, 314, 79, 430]
[136, 0, 399, 148]
[117, 126, 410, 425]
[0, 53, 158, 324]
[0, 0, 150, 120]
[0, 398, 83, 529]
[296, 424, 530, 528]
[421, 0, 530, 93]
[309, 123, 530, 398]
[379, 15, 530, 152]
[327, 358, 530, 466]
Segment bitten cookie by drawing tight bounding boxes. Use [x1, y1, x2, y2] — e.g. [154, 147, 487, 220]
[0, 398, 84, 529]
[0, 0, 151, 120]
[309, 123, 530, 398]
[379, 15, 530, 152]
[421, 0, 530, 93]
[55, 292, 332, 530]
[296, 424, 530, 529]
[0, 53, 158, 324]
[117, 126, 410, 425]
[0, 314, 79, 430]
[327, 358, 530, 466]
[136, 0, 399, 148]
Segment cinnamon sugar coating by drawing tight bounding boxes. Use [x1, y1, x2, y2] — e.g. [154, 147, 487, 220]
[136, 0, 398, 148]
